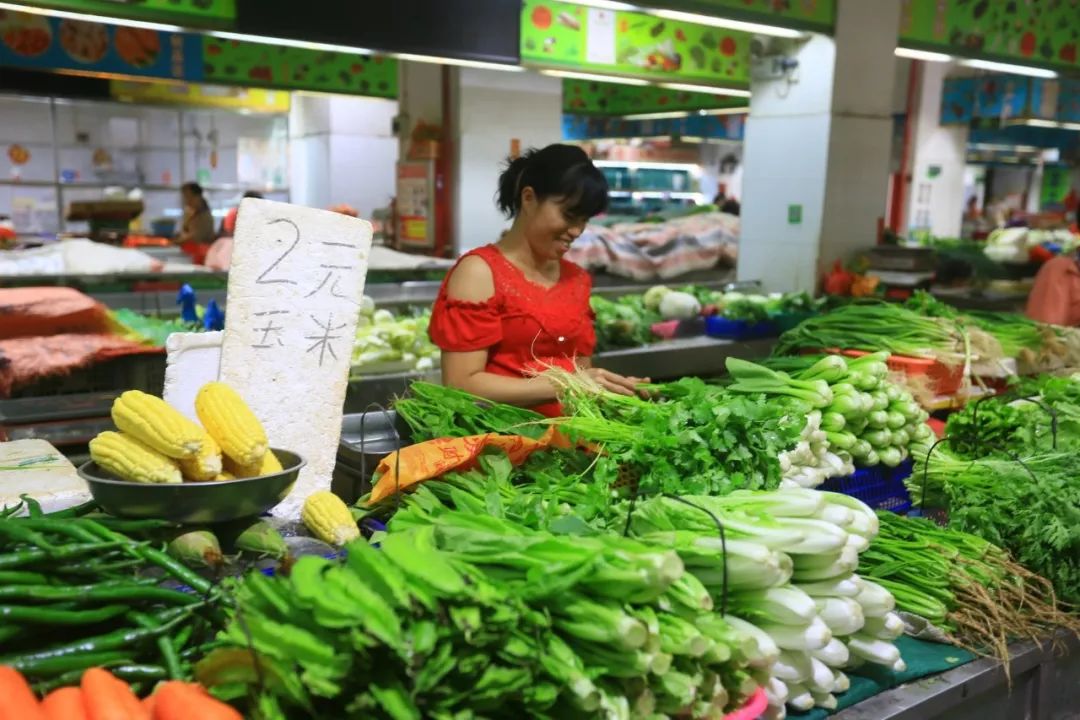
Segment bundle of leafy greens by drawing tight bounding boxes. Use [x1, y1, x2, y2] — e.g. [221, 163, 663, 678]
[907, 448, 1080, 605]
[858, 512, 1078, 664]
[589, 295, 661, 352]
[904, 291, 1047, 360]
[394, 382, 548, 441]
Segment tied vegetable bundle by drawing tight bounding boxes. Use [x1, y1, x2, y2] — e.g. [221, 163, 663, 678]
[773, 303, 969, 366]
[726, 354, 933, 474]
[907, 448, 1080, 605]
[200, 523, 762, 720]
[858, 512, 1079, 665]
[0, 506, 224, 694]
[360, 454, 906, 718]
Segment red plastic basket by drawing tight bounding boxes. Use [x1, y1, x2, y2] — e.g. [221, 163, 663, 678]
[723, 687, 768, 720]
[829, 348, 965, 396]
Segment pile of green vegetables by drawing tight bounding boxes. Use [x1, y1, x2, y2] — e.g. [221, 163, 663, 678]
[0, 500, 226, 694]
[355, 452, 906, 717]
[907, 449, 1080, 605]
[352, 298, 439, 375]
[727, 354, 933, 472]
[590, 295, 661, 352]
[774, 303, 967, 366]
[199, 514, 765, 720]
[903, 291, 1048, 361]
[858, 512, 1077, 662]
[108, 309, 201, 348]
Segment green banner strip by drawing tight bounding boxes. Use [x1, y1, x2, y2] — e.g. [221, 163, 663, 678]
[563, 78, 746, 115]
[636, 0, 835, 34]
[17, 0, 236, 28]
[522, 0, 749, 88]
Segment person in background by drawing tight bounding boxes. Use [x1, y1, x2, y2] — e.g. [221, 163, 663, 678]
[429, 143, 645, 417]
[177, 182, 215, 264]
[712, 190, 727, 208]
[721, 196, 741, 216]
[1026, 207, 1080, 326]
[220, 191, 263, 237]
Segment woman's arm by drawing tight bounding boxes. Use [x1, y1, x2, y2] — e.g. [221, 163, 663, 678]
[577, 356, 649, 396]
[439, 255, 559, 406]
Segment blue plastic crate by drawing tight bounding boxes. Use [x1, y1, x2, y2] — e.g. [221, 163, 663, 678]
[705, 315, 778, 340]
[820, 460, 913, 514]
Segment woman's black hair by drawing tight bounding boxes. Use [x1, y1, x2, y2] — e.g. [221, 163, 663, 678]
[181, 181, 204, 197]
[496, 144, 608, 219]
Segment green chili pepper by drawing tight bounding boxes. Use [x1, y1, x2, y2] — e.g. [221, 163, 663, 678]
[0, 542, 124, 569]
[42, 500, 98, 519]
[16, 650, 135, 677]
[18, 496, 43, 519]
[131, 611, 183, 680]
[0, 603, 130, 626]
[78, 520, 213, 594]
[0, 523, 59, 551]
[0, 570, 51, 585]
[0, 581, 194, 606]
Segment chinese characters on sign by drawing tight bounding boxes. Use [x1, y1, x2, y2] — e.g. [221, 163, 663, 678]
[217, 199, 373, 516]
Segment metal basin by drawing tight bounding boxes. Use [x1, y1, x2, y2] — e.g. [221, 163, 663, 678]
[78, 449, 303, 524]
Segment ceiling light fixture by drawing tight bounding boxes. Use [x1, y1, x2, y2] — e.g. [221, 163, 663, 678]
[540, 69, 649, 85]
[0, 2, 183, 32]
[621, 110, 692, 120]
[564, 0, 638, 10]
[395, 53, 523, 72]
[208, 31, 373, 55]
[959, 58, 1057, 78]
[659, 82, 751, 97]
[594, 160, 700, 172]
[650, 9, 803, 38]
[894, 47, 952, 62]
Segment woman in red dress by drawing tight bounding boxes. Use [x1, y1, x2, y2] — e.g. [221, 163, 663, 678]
[429, 144, 645, 417]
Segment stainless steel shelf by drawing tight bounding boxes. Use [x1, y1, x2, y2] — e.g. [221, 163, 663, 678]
[834, 631, 1079, 720]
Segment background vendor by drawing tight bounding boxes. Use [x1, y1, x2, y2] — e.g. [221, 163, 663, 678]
[429, 143, 645, 416]
[177, 182, 215, 264]
[1027, 209, 1080, 326]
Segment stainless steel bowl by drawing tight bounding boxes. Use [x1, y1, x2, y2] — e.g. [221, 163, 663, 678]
[78, 449, 304, 524]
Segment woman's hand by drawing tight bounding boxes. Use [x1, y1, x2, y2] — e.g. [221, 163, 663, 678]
[585, 367, 649, 397]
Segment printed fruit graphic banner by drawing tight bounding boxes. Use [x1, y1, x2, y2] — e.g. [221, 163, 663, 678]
[18, 0, 235, 28]
[0, 8, 199, 79]
[0, 9, 398, 98]
[900, 0, 1080, 72]
[563, 78, 746, 115]
[201, 37, 397, 98]
[522, 0, 749, 88]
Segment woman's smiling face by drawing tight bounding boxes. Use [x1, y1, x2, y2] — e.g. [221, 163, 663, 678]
[519, 187, 589, 261]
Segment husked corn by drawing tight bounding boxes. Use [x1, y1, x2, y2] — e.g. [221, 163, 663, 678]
[178, 432, 224, 481]
[111, 390, 204, 459]
[302, 491, 359, 546]
[90, 431, 182, 484]
[224, 449, 283, 479]
[195, 382, 268, 466]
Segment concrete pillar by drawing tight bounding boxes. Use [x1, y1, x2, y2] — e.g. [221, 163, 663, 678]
[738, 0, 902, 292]
[905, 60, 968, 238]
[453, 69, 563, 254]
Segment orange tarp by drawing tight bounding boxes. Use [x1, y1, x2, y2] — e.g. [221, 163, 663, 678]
[368, 427, 571, 504]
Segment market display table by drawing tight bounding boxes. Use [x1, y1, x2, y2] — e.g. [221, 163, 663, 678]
[822, 631, 1079, 720]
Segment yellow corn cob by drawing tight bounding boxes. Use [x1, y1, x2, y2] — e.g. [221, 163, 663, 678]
[224, 449, 283, 479]
[111, 390, 204, 459]
[195, 382, 268, 466]
[178, 432, 223, 481]
[212, 471, 236, 481]
[89, 431, 182, 484]
[302, 491, 360, 546]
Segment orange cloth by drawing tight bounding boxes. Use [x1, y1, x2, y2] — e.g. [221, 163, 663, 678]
[0, 334, 162, 397]
[367, 428, 570, 503]
[1026, 254, 1080, 326]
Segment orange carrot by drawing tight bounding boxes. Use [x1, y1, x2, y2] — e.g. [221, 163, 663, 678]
[42, 686, 89, 720]
[0, 666, 48, 720]
[151, 681, 243, 720]
[81, 668, 150, 720]
[141, 693, 156, 716]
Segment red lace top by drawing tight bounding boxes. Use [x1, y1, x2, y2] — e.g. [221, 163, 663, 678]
[429, 244, 596, 417]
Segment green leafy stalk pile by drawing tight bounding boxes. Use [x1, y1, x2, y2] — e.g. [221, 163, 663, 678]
[589, 295, 661, 352]
[200, 519, 763, 720]
[394, 382, 548, 442]
[907, 449, 1080, 605]
[904, 291, 1048, 360]
[858, 512, 1078, 663]
[773, 303, 966, 365]
[552, 373, 809, 496]
[943, 374, 1080, 459]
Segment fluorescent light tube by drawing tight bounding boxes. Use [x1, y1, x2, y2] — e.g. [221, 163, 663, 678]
[396, 53, 523, 72]
[209, 31, 373, 55]
[894, 47, 952, 62]
[659, 82, 751, 97]
[959, 58, 1057, 78]
[651, 9, 803, 38]
[541, 69, 649, 85]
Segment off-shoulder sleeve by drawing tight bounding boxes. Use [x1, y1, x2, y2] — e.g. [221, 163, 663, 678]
[429, 295, 503, 351]
[577, 269, 597, 357]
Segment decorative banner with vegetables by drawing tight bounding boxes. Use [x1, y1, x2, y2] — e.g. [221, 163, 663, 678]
[653, 0, 836, 33]
[900, 0, 1080, 72]
[562, 111, 744, 141]
[563, 77, 747, 115]
[17, 0, 235, 28]
[201, 37, 398, 98]
[522, 0, 749, 88]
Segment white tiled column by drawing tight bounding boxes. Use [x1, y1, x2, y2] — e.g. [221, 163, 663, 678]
[738, 0, 902, 292]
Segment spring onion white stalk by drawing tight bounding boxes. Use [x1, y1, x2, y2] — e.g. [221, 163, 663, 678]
[794, 576, 861, 598]
[854, 579, 896, 617]
[762, 617, 832, 652]
[808, 656, 837, 693]
[724, 616, 781, 667]
[773, 650, 812, 683]
[810, 690, 838, 710]
[861, 612, 905, 640]
[767, 677, 790, 705]
[811, 638, 850, 667]
[846, 634, 902, 666]
[785, 683, 814, 712]
[774, 518, 849, 554]
[814, 597, 866, 636]
[730, 586, 818, 625]
[832, 671, 851, 693]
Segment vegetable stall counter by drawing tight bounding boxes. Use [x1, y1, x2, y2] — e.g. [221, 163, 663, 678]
[832, 630, 1079, 720]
